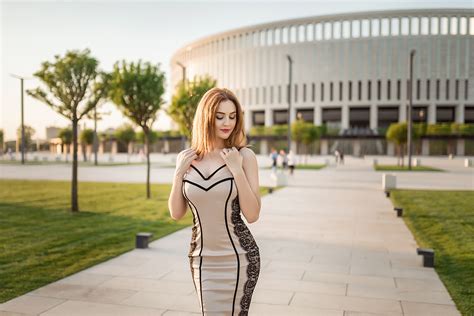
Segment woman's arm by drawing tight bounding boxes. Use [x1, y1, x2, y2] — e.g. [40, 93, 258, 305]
[168, 148, 197, 220]
[168, 172, 188, 220]
[228, 147, 261, 223]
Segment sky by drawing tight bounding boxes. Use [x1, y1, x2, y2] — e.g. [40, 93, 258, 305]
[1, 0, 472, 141]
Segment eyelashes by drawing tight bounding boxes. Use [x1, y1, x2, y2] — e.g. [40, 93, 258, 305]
[216, 116, 236, 120]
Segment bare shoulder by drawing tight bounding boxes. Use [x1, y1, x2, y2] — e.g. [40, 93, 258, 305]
[239, 146, 256, 159]
[239, 147, 258, 167]
[239, 147, 255, 157]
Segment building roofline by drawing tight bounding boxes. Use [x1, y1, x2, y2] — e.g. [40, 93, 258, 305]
[171, 7, 474, 60]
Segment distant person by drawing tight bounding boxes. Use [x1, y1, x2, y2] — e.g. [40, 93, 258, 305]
[269, 147, 278, 173]
[334, 149, 340, 164]
[287, 150, 296, 175]
[340, 151, 344, 164]
[279, 149, 288, 170]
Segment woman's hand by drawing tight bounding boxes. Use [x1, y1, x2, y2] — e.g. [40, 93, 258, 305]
[175, 148, 197, 177]
[220, 147, 243, 176]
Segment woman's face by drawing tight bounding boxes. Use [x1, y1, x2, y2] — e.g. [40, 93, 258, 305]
[214, 99, 237, 141]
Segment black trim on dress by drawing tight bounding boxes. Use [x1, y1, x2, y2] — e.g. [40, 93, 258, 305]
[190, 164, 227, 180]
[183, 177, 234, 191]
[224, 180, 240, 316]
[182, 184, 204, 315]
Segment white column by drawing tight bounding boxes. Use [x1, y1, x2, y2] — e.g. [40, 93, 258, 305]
[456, 139, 465, 156]
[422, 139, 430, 156]
[456, 104, 465, 123]
[370, 104, 377, 129]
[264, 108, 273, 126]
[245, 107, 252, 133]
[342, 106, 349, 129]
[399, 102, 406, 122]
[428, 103, 436, 123]
[315, 105, 322, 125]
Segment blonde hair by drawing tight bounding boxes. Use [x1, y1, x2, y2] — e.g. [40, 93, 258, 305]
[191, 87, 247, 158]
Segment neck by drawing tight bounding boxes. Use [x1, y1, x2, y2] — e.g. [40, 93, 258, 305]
[212, 138, 225, 150]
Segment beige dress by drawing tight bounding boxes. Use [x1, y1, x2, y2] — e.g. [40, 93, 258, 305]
[182, 159, 260, 316]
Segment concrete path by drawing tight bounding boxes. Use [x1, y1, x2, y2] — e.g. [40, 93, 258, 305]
[1, 154, 473, 190]
[0, 157, 464, 315]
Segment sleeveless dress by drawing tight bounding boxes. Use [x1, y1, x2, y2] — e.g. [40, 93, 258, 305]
[182, 159, 261, 316]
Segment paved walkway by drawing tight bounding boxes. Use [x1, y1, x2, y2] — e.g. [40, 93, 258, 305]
[0, 158, 464, 315]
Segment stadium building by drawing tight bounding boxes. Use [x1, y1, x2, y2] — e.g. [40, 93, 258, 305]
[171, 9, 474, 155]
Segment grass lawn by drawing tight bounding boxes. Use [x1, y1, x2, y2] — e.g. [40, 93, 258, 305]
[390, 190, 474, 316]
[0, 179, 272, 303]
[374, 164, 444, 172]
[0, 159, 176, 167]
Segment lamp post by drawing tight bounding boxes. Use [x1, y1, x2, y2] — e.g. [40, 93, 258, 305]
[286, 55, 293, 153]
[10, 74, 31, 164]
[408, 49, 416, 170]
[176, 61, 187, 151]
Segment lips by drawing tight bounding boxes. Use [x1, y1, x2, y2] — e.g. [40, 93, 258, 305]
[220, 129, 231, 133]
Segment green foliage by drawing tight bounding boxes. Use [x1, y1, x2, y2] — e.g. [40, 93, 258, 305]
[79, 129, 94, 145]
[16, 125, 35, 148]
[0, 129, 3, 145]
[291, 119, 320, 145]
[249, 125, 268, 136]
[413, 122, 427, 137]
[272, 124, 288, 136]
[109, 60, 166, 131]
[136, 130, 159, 144]
[427, 123, 452, 135]
[386, 123, 408, 145]
[450, 123, 474, 136]
[114, 124, 136, 146]
[58, 128, 73, 145]
[27, 48, 108, 122]
[167, 75, 217, 138]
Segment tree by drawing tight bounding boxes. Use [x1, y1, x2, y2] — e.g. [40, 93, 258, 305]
[79, 128, 94, 162]
[109, 60, 166, 199]
[301, 125, 319, 163]
[291, 119, 307, 154]
[27, 49, 108, 212]
[291, 120, 320, 163]
[386, 123, 408, 167]
[16, 125, 35, 154]
[167, 75, 216, 138]
[58, 128, 73, 162]
[0, 129, 3, 155]
[115, 124, 136, 163]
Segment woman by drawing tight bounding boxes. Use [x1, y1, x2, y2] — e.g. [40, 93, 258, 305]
[168, 87, 261, 315]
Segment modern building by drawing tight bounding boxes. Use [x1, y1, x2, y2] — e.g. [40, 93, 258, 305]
[171, 9, 474, 155]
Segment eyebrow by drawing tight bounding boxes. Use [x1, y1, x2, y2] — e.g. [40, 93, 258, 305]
[216, 111, 236, 114]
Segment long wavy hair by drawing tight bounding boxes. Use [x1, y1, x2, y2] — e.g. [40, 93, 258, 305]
[191, 87, 247, 158]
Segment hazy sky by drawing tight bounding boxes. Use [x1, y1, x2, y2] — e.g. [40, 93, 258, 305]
[1, 0, 471, 141]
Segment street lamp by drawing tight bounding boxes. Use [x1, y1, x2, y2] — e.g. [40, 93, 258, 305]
[176, 61, 187, 150]
[407, 49, 416, 170]
[10, 74, 31, 164]
[286, 55, 293, 153]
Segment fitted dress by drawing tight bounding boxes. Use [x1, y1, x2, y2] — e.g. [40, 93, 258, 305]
[182, 159, 261, 316]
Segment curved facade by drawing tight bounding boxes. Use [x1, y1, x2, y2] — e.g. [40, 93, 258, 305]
[171, 9, 474, 137]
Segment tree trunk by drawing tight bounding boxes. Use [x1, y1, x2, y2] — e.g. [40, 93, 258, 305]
[93, 107, 98, 166]
[72, 118, 79, 212]
[401, 144, 405, 168]
[145, 129, 151, 199]
[127, 142, 131, 164]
